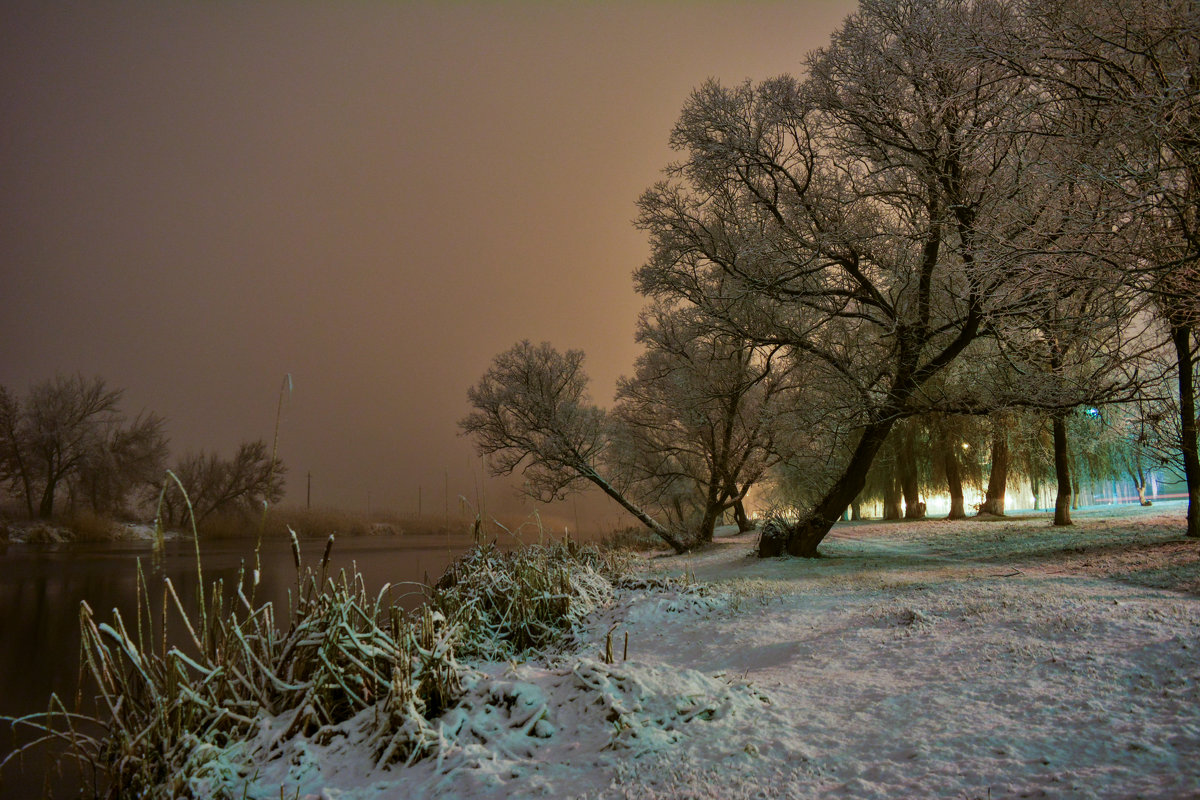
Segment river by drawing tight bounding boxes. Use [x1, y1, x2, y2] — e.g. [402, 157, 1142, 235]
[0, 532, 483, 798]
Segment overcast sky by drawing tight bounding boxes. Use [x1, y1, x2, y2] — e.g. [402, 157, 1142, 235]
[1, 0, 856, 529]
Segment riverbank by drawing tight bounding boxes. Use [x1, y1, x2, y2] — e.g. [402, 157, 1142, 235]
[0, 506, 474, 546]
[158, 501, 1200, 799]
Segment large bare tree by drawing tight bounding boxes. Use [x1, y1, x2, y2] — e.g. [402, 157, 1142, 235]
[0, 375, 165, 519]
[995, 0, 1200, 534]
[637, 0, 1059, 555]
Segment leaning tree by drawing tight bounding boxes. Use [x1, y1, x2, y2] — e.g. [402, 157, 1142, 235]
[460, 340, 696, 552]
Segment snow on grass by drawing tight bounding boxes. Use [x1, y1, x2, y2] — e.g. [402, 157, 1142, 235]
[119, 503, 1200, 798]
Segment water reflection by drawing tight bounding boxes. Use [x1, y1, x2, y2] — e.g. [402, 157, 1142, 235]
[0, 533, 478, 798]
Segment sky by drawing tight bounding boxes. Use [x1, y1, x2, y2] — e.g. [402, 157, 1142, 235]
[0, 0, 856, 530]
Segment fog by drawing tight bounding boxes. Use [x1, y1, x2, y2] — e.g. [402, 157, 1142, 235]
[0, 1, 854, 531]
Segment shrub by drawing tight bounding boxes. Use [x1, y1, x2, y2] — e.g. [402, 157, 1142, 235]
[64, 509, 120, 542]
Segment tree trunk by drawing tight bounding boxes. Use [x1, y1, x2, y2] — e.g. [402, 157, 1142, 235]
[944, 439, 966, 520]
[1134, 465, 1152, 506]
[785, 418, 898, 557]
[16, 459, 35, 519]
[697, 505, 720, 544]
[899, 422, 924, 519]
[733, 498, 754, 532]
[38, 476, 57, 519]
[1053, 413, 1072, 526]
[695, 482, 723, 544]
[883, 472, 903, 520]
[1030, 473, 1041, 510]
[850, 499, 862, 521]
[583, 468, 692, 553]
[1173, 325, 1199, 538]
[979, 413, 1009, 516]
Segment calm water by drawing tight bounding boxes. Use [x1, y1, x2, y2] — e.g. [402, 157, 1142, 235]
[0, 533, 480, 798]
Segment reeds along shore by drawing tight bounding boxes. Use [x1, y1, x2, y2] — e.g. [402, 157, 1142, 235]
[0, 504, 613, 545]
[2, 526, 634, 798]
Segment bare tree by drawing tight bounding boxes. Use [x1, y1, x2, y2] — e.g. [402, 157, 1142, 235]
[637, 0, 1060, 556]
[0, 375, 142, 519]
[995, 0, 1200, 534]
[0, 386, 36, 517]
[611, 304, 793, 543]
[460, 341, 694, 552]
[166, 440, 285, 526]
[71, 411, 168, 516]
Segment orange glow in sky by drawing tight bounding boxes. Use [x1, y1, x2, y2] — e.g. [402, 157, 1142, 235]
[1, 1, 856, 524]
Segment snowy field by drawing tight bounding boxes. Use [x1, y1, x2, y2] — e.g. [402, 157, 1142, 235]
[216, 503, 1199, 799]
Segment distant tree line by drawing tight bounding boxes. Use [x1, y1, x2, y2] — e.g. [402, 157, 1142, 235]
[0, 374, 284, 524]
[462, 0, 1198, 553]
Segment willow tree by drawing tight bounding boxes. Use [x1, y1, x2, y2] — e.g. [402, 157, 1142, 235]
[999, 0, 1200, 535]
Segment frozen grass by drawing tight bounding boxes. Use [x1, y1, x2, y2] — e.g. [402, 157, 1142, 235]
[428, 541, 631, 660]
[1, 529, 628, 798]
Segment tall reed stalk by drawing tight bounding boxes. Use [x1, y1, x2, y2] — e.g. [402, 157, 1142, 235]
[256, 373, 292, 589]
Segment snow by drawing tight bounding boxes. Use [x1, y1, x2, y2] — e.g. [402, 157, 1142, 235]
[0, 519, 170, 543]
[187, 502, 1200, 798]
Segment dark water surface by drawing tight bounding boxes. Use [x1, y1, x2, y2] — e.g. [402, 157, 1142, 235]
[0, 533, 478, 798]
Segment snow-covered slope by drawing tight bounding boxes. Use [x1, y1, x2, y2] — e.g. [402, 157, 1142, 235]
[205, 503, 1200, 799]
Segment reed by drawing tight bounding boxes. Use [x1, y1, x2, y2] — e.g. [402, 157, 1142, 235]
[2, 519, 627, 798]
[256, 373, 292, 578]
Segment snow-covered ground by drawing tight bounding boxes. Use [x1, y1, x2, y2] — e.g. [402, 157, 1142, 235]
[210, 502, 1200, 799]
